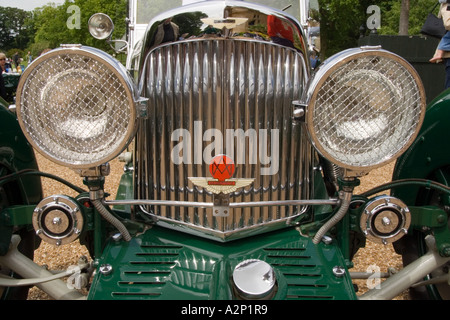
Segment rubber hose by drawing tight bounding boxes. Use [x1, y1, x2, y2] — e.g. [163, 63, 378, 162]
[312, 191, 352, 244]
[92, 199, 131, 241]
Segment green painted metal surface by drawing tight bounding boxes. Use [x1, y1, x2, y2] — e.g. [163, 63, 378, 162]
[0, 102, 42, 205]
[88, 225, 357, 300]
[0, 102, 43, 256]
[393, 89, 450, 205]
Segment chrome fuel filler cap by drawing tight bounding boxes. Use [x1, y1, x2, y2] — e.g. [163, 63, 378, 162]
[232, 259, 276, 299]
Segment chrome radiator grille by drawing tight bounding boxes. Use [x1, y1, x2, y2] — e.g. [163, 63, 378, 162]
[135, 39, 313, 240]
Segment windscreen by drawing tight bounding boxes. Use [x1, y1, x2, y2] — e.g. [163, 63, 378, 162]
[135, 0, 302, 24]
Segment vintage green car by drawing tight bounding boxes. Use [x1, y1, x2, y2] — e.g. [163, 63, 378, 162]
[1, 0, 449, 302]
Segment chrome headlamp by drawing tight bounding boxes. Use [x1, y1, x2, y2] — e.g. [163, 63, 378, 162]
[16, 45, 138, 169]
[303, 47, 426, 174]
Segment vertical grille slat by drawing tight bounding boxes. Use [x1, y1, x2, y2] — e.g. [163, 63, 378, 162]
[137, 39, 312, 239]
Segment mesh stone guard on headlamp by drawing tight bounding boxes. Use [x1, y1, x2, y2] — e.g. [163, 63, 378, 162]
[303, 46, 426, 174]
[16, 45, 138, 169]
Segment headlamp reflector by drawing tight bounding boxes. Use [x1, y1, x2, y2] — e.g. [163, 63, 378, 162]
[16, 46, 137, 169]
[305, 47, 426, 172]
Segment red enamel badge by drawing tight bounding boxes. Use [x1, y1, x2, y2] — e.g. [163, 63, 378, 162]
[209, 155, 235, 182]
[188, 154, 254, 194]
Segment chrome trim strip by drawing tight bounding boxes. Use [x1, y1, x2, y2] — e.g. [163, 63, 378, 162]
[106, 199, 339, 207]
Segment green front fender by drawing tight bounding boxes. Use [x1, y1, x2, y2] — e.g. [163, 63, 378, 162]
[0, 99, 42, 205]
[0, 98, 43, 299]
[392, 89, 450, 204]
[0, 99, 42, 253]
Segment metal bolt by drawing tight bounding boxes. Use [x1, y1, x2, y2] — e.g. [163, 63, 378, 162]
[99, 264, 113, 275]
[322, 235, 333, 245]
[381, 216, 391, 226]
[52, 217, 62, 225]
[440, 245, 450, 257]
[112, 233, 122, 241]
[332, 266, 345, 278]
[437, 215, 446, 224]
[443, 248, 450, 257]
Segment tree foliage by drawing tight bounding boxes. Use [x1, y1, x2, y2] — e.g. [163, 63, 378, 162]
[316, 0, 438, 58]
[0, 0, 444, 61]
[32, 0, 127, 55]
[378, 0, 438, 35]
[0, 0, 127, 58]
[317, 0, 370, 58]
[0, 6, 33, 51]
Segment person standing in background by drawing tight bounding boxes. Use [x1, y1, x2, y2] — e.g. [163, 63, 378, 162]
[0, 53, 7, 99]
[26, 51, 32, 65]
[12, 52, 20, 69]
[430, 0, 450, 88]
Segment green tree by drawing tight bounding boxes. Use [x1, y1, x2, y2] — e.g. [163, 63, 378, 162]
[316, 0, 438, 59]
[317, 0, 375, 58]
[378, 0, 437, 35]
[32, 4, 69, 49]
[31, 0, 127, 54]
[0, 6, 33, 51]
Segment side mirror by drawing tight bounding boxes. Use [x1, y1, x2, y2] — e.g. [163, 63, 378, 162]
[89, 13, 114, 40]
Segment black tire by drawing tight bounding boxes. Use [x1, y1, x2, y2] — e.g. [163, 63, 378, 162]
[394, 233, 435, 299]
[0, 167, 41, 300]
[393, 166, 450, 300]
